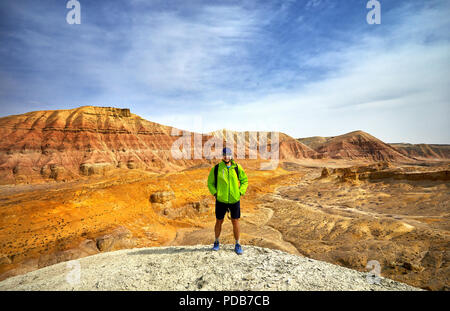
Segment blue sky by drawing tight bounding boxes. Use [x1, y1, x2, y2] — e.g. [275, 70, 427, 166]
[0, 0, 449, 143]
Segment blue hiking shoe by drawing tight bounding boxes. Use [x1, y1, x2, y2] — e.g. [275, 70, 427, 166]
[235, 243, 243, 255]
[212, 241, 219, 251]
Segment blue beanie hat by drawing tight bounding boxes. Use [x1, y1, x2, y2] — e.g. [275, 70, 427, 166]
[222, 147, 232, 155]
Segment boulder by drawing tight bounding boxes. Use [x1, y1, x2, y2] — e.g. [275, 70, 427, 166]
[40, 164, 66, 180]
[0, 255, 11, 265]
[186, 201, 209, 213]
[95, 226, 134, 252]
[96, 236, 114, 252]
[321, 167, 331, 178]
[127, 160, 137, 169]
[159, 200, 210, 219]
[79, 163, 114, 176]
[150, 191, 176, 204]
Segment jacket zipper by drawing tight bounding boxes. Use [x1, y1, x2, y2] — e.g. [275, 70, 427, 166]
[227, 165, 230, 203]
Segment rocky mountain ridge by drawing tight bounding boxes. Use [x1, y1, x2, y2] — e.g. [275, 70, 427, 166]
[298, 131, 449, 162]
[0, 107, 433, 185]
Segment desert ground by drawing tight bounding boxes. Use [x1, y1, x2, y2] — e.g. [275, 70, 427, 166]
[0, 158, 448, 290]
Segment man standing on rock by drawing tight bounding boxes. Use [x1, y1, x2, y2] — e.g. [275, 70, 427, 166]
[207, 147, 248, 255]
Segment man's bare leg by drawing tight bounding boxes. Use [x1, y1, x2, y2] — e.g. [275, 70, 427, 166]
[215, 218, 224, 240]
[231, 218, 240, 243]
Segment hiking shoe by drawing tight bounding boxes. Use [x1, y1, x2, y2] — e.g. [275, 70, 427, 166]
[212, 241, 220, 251]
[235, 243, 243, 255]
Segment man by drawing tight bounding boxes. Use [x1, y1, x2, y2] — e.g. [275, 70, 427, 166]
[207, 147, 248, 255]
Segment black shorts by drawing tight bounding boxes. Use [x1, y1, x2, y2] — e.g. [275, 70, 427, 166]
[215, 200, 240, 220]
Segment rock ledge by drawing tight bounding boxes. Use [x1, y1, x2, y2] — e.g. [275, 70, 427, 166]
[0, 245, 422, 291]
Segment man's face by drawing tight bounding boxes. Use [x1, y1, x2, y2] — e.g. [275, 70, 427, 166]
[223, 154, 231, 163]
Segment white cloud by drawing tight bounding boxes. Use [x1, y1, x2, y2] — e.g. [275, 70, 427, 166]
[306, 0, 323, 9]
[119, 6, 260, 93]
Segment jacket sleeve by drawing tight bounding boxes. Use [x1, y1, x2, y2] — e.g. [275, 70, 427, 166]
[207, 166, 217, 195]
[237, 165, 249, 196]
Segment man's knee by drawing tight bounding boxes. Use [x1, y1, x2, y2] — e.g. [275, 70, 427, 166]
[216, 219, 224, 225]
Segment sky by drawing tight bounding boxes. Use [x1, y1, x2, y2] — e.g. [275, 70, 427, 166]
[0, 0, 449, 144]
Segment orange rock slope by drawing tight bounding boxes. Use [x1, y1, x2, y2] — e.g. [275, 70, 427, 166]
[390, 143, 450, 161]
[299, 131, 450, 162]
[0, 106, 205, 184]
[298, 130, 418, 162]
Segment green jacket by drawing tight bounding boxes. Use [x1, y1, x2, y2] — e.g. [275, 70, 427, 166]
[207, 159, 249, 204]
